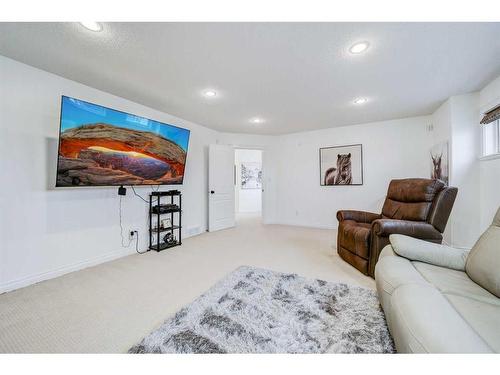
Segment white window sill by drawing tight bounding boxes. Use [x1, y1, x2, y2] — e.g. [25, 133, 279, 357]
[479, 153, 500, 161]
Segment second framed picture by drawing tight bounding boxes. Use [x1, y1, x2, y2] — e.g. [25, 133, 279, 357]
[320, 144, 363, 186]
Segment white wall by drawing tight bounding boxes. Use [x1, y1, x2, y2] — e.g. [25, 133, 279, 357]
[430, 99, 452, 147]
[234, 149, 262, 213]
[480, 157, 500, 228]
[429, 94, 482, 249]
[0, 56, 217, 292]
[479, 75, 500, 230]
[449, 94, 481, 248]
[270, 117, 431, 229]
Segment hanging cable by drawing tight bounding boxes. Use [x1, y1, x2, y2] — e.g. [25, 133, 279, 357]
[119, 195, 133, 247]
[119, 185, 163, 254]
[133, 230, 148, 254]
[119, 196, 148, 254]
[131, 185, 150, 203]
[131, 185, 159, 204]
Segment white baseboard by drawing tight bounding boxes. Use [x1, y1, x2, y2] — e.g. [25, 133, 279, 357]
[268, 220, 336, 230]
[0, 247, 137, 294]
[0, 229, 205, 294]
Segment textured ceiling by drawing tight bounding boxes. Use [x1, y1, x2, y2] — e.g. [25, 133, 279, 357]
[1, 22, 499, 134]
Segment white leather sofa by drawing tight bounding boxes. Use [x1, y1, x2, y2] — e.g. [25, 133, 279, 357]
[375, 207, 500, 353]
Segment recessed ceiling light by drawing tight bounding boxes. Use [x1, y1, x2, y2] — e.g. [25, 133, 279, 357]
[250, 117, 264, 124]
[203, 90, 217, 98]
[353, 97, 367, 105]
[349, 41, 370, 54]
[79, 22, 103, 32]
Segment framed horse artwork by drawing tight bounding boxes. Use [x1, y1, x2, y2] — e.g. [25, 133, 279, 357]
[319, 144, 363, 186]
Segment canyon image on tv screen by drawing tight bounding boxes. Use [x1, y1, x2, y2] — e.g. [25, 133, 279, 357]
[56, 96, 191, 187]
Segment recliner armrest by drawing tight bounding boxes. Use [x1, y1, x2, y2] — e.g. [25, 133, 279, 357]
[389, 234, 469, 271]
[337, 210, 381, 223]
[371, 219, 442, 240]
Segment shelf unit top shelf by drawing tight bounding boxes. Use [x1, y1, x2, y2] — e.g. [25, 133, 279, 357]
[150, 225, 181, 233]
[151, 191, 181, 197]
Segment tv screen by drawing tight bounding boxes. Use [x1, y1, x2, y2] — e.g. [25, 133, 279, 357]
[56, 96, 190, 187]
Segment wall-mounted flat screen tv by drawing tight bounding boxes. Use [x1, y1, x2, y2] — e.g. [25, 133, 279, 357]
[56, 96, 190, 187]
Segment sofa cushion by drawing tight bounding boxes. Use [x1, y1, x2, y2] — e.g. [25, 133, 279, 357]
[445, 294, 500, 353]
[338, 220, 371, 259]
[465, 207, 500, 298]
[413, 262, 500, 306]
[390, 234, 469, 271]
[390, 283, 492, 353]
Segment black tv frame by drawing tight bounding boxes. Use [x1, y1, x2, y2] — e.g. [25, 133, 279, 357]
[55, 95, 191, 188]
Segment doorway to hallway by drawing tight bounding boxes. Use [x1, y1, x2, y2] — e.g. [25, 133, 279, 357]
[234, 148, 263, 221]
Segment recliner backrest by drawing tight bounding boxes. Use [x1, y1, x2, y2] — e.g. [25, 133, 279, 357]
[427, 186, 458, 232]
[381, 178, 446, 222]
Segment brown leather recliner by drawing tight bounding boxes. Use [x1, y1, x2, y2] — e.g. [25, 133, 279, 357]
[337, 178, 458, 277]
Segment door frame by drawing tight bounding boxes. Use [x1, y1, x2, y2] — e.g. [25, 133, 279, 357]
[233, 145, 266, 221]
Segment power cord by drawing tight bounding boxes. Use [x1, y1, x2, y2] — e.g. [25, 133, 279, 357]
[131, 185, 150, 203]
[119, 195, 148, 254]
[118, 185, 163, 254]
[131, 185, 160, 203]
[132, 230, 148, 254]
[119, 195, 132, 247]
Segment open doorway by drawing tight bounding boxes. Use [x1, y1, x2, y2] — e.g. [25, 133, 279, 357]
[234, 148, 263, 222]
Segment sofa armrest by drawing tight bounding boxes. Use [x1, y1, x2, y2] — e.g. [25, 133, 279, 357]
[371, 219, 442, 240]
[389, 234, 469, 271]
[337, 210, 381, 223]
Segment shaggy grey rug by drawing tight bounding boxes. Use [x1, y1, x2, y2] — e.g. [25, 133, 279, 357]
[129, 266, 394, 353]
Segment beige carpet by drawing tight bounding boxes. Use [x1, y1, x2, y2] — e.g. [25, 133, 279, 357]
[0, 214, 373, 353]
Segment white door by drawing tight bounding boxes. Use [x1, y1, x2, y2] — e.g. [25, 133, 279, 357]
[209, 144, 235, 232]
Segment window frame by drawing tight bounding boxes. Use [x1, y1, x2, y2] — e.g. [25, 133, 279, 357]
[480, 118, 500, 160]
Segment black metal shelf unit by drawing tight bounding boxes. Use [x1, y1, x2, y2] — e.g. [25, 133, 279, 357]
[149, 190, 182, 252]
